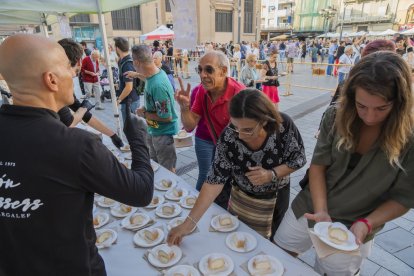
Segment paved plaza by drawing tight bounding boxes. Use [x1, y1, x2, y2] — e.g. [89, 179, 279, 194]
[2, 58, 411, 275]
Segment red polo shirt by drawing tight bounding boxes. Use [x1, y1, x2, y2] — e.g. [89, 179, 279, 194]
[192, 77, 245, 144]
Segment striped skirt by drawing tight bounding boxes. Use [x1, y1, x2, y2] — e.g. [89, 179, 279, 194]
[228, 186, 276, 239]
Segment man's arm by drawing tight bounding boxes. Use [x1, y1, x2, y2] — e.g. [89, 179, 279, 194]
[117, 82, 133, 104]
[87, 116, 115, 137]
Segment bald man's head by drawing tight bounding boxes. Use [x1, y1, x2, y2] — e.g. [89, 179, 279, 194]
[0, 34, 74, 111]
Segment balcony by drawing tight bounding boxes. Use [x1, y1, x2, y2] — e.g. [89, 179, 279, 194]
[276, 9, 291, 17]
[278, 0, 294, 4]
[338, 13, 393, 24]
[261, 23, 292, 31]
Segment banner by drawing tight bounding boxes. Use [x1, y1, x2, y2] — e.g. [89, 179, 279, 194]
[170, 0, 197, 49]
[57, 15, 72, 38]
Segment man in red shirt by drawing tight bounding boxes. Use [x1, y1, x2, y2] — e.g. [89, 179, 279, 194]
[81, 50, 104, 110]
[176, 50, 245, 208]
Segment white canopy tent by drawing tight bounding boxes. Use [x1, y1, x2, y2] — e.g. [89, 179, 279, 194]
[378, 29, 398, 36]
[139, 25, 174, 41]
[0, 0, 155, 136]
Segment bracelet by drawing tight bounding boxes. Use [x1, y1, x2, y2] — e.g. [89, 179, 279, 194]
[186, 215, 198, 226]
[353, 218, 372, 234]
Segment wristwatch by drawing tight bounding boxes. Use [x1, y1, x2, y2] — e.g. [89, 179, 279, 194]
[270, 169, 278, 183]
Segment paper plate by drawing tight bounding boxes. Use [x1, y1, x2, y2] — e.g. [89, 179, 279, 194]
[146, 195, 165, 208]
[210, 214, 239, 232]
[96, 196, 117, 208]
[180, 195, 197, 209]
[155, 179, 177, 191]
[95, 229, 117, 249]
[173, 131, 193, 139]
[199, 253, 234, 276]
[133, 227, 165, 248]
[121, 212, 151, 230]
[247, 254, 284, 276]
[164, 187, 188, 201]
[155, 203, 182, 219]
[314, 222, 359, 251]
[165, 265, 200, 276]
[148, 244, 182, 268]
[110, 204, 138, 218]
[93, 212, 110, 229]
[225, 232, 257, 253]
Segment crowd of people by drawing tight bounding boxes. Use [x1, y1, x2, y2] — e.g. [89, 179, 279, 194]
[0, 33, 414, 276]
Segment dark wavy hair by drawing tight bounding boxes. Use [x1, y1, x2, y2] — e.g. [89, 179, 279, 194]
[58, 38, 83, 67]
[229, 88, 282, 133]
[336, 51, 414, 167]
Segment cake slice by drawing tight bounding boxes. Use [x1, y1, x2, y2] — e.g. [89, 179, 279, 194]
[142, 229, 159, 242]
[96, 231, 112, 244]
[162, 205, 175, 215]
[328, 226, 348, 245]
[253, 258, 272, 272]
[219, 216, 233, 227]
[185, 197, 196, 206]
[157, 249, 175, 264]
[208, 257, 226, 271]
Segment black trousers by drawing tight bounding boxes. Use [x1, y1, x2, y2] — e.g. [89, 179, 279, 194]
[270, 184, 290, 240]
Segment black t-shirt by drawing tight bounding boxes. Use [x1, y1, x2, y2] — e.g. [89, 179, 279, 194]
[117, 55, 139, 104]
[0, 105, 154, 276]
[58, 94, 93, 126]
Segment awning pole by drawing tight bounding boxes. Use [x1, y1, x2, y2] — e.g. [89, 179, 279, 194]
[95, 0, 122, 138]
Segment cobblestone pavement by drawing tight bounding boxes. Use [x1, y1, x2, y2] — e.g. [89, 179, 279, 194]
[70, 58, 414, 276]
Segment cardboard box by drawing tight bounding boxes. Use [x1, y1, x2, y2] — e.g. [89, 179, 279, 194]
[174, 136, 193, 148]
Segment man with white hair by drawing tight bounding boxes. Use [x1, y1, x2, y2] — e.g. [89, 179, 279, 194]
[338, 45, 354, 84]
[81, 50, 104, 110]
[175, 50, 245, 208]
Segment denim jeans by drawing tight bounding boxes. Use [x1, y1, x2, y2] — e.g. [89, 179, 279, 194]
[326, 54, 334, 76]
[338, 72, 348, 85]
[195, 136, 215, 191]
[120, 100, 139, 123]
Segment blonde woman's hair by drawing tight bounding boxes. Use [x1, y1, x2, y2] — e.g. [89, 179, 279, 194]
[246, 53, 256, 63]
[336, 51, 414, 167]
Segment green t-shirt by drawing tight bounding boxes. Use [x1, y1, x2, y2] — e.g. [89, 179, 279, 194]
[144, 70, 178, 136]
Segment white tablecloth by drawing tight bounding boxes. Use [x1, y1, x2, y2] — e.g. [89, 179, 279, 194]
[96, 143, 318, 276]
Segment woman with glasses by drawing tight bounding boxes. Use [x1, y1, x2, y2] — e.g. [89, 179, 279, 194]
[274, 52, 414, 275]
[240, 54, 262, 89]
[168, 89, 306, 243]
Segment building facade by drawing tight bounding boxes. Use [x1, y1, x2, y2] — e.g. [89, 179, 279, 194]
[336, 0, 399, 33]
[45, 0, 261, 46]
[292, 0, 339, 34]
[260, 0, 295, 39]
[395, 0, 414, 31]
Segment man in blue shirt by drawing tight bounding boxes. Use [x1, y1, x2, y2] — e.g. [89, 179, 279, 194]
[326, 40, 337, 76]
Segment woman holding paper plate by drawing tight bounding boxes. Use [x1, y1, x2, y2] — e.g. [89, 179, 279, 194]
[274, 52, 414, 275]
[167, 88, 306, 243]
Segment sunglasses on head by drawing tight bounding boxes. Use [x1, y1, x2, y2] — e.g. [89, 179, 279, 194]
[195, 65, 217, 75]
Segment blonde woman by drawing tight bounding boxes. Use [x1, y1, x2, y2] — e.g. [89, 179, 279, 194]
[274, 52, 414, 275]
[240, 54, 261, 88]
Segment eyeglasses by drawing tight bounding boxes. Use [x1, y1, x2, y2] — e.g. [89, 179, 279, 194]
[227, 122, 261, 136]
[249, 60, 258, 63]
[195, 65, 218, 75]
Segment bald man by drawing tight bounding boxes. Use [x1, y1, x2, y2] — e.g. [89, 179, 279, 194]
[0, 34, 154, 276]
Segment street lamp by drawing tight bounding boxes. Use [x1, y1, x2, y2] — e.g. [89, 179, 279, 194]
[319, 6, 337, 39]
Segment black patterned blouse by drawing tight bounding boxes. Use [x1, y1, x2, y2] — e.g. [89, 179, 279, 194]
[206, 113, 306, 197]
